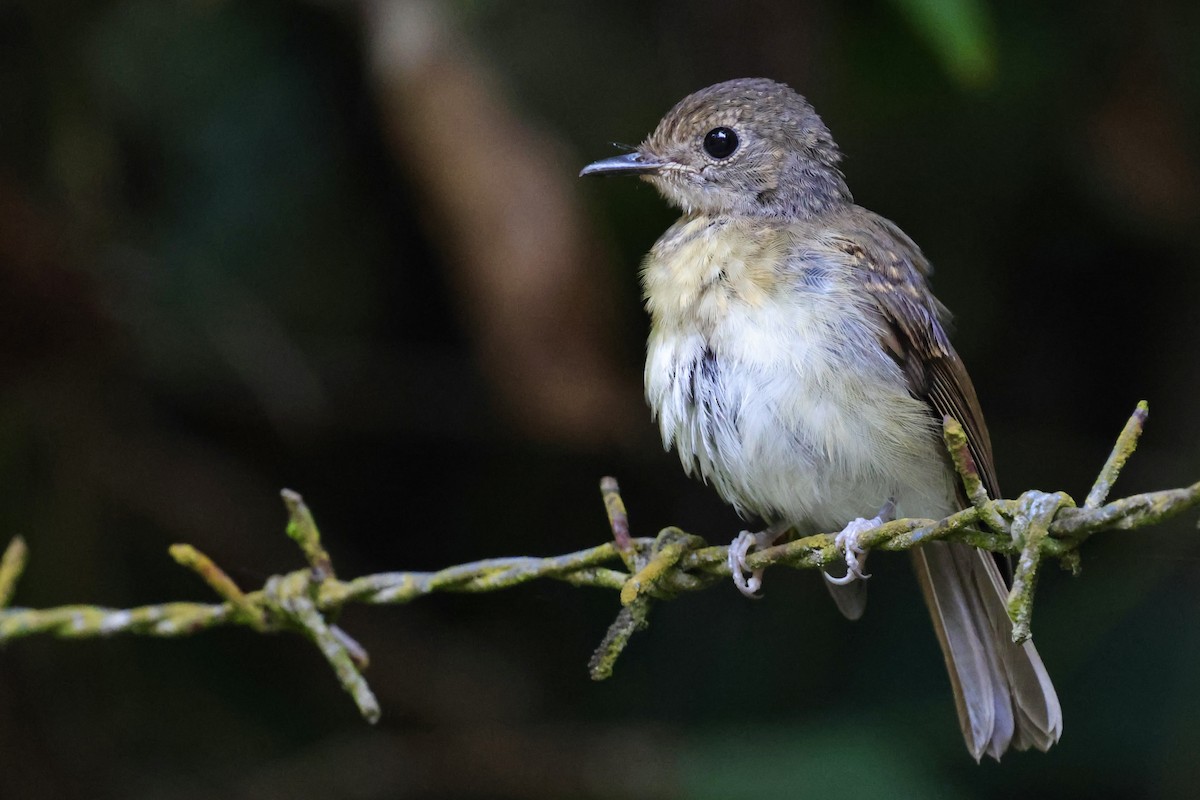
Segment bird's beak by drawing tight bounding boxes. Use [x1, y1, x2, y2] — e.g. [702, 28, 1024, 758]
[579, 151, 664, 178]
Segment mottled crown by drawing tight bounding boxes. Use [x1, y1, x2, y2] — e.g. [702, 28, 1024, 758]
[638, 78, 851, 218]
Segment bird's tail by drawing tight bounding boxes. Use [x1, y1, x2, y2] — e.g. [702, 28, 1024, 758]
[912, 542, 1063, 761]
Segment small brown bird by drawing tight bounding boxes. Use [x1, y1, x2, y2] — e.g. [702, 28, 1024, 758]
[581, 78, 1061, 760]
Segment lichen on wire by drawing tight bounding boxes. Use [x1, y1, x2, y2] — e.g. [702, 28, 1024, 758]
[0, 401, 1196, 722]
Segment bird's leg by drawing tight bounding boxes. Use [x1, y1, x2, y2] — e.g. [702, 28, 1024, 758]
[823, 499, 895, 586]
[728, 521, 792, 598]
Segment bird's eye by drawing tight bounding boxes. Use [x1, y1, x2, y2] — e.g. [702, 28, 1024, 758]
[702, 127, 739, 159]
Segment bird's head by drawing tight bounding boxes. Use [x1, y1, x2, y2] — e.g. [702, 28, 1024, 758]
[581, 78, 852, 218]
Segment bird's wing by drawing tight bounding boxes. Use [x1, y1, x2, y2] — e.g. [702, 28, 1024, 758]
[823, 211, 1000, 500]
[817, 214, 1062, 760]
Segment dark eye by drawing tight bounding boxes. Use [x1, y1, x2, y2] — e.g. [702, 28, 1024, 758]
[702, 127, 738, 159]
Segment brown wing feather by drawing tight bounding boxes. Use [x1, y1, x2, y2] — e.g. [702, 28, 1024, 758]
[825, 212, 1061, 761]
[827, 213, 1000, 500]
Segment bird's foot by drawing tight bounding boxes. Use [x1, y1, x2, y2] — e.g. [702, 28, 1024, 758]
[823, 500, 894, 586]
[728, 525, 788, 598]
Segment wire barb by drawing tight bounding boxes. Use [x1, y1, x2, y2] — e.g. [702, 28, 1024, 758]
[0, 536, 29, 609]
[1085, 401, 1148, 509]
[169, 543, 265, 631]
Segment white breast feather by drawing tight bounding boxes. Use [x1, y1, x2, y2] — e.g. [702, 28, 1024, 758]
[643, 219, 957, 531]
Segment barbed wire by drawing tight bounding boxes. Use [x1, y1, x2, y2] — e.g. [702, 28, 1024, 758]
[1, 402, 1195, 722]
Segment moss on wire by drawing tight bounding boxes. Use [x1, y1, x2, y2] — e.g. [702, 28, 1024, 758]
[0, 402, 1196, 722]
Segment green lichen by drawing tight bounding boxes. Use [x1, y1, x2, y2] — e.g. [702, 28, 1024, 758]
[0, 404, 1195, 721]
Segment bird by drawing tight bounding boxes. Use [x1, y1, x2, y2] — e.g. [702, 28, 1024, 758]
[580, 78, 1062, 761]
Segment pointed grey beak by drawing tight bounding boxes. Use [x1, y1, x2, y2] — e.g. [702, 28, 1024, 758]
[579, 151, 664, 177]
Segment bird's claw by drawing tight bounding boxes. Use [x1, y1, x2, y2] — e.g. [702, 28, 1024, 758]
[823, 515, 880, 586]
[728, 529, 780, 598]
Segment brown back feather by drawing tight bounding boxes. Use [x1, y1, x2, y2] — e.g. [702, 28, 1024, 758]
[827, 212, 1000, 500]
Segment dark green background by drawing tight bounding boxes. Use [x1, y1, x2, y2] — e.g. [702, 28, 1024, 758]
[2, 1, 1199, 797]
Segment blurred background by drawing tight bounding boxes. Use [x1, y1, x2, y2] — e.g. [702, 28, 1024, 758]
[2, 0, 1199, 797]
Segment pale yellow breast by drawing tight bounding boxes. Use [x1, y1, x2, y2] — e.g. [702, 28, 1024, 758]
[641, 215, 789, 334]
[640, 214, 956, 525]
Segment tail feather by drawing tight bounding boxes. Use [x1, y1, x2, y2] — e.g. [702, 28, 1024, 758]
[825, 573, 869, 621]
[913, 542, 1062, 760]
